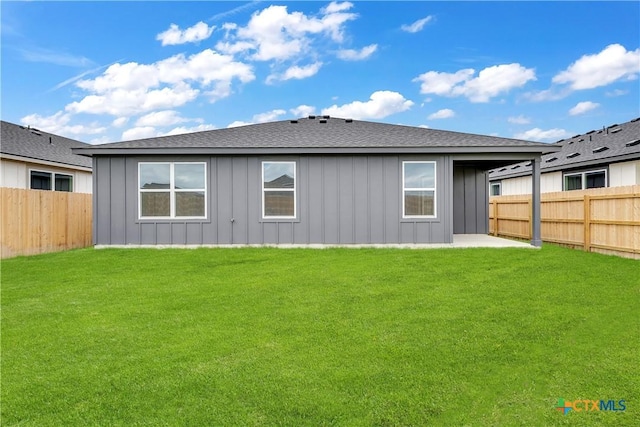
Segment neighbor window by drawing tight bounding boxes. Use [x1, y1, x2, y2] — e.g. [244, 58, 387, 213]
[30, 170, 73, 192]
[403, 161, 436, 218]
[262, 161, 296, 218]
[490, 182, 501, 196]
[563, 169, 606, 191]
[138, 162, 206, 219]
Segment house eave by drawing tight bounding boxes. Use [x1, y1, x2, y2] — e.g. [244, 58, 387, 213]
[0, 153, 92, 172]
[74, 145, 558, 157]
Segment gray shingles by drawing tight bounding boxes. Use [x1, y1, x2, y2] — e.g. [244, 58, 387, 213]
[489, 117, 640, 179]
[75, 117, 555, 153]
[1, 121, 92, 168]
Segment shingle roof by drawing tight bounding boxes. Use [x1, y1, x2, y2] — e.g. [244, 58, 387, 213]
[74, 117, 557, 156]
[1, 120, 92, 169]
[489, 117, 640, 179]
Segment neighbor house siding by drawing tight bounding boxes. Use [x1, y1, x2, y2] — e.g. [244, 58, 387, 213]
[500, 175, 532, 196]
[93, 154, 451, 245]
[0, 158, 92, 193]
[609, 160, 640, 187]
[541, 172, 562, 193]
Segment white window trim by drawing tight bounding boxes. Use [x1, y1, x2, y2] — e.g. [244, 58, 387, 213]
[138, 162, 207, 220]
[563, 168, 607, 191]
[29, 168, 74, 192]
[262, 161, 297, 219]
[402, 161, 437, 219]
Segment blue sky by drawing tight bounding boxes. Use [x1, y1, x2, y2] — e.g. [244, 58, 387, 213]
[1, 1, 639, 144]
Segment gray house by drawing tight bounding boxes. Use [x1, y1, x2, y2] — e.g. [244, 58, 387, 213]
[75, 116, 558, 247]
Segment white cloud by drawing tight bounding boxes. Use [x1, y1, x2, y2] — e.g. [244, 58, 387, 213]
[508, 115, 531, 125]
[290, 104, 316, 117]
[401, 16, 433, 33]
[216, 3, 357, 61]
[413, 69, 475, 96]
[321, 90, 414, 119]
[156, 22, 215, 46]
[254, 109, 287, 122]
[552, 44, 640, 90]
[414, 64, 536, 102]
[336, 44, 377, 61]
[227, 120, 252, 128]
[89, 136, 113, 145]
[523, 87, 569, 102]
[428, 108, 455, 119]
[161, 124, 216, 136]
[268, 62, 323, 83]
[112, 117, 129, 127]
[67, 84, 200, 116]
[569, 101, 600, 116]
[227, 109, 288, 128]
[135, 110, 189, 127]
[606, 89, 628, 97]
[20, 111, 106, 137]
[122, 126, 158, 141]
[514, 127, 571, 142]
[67, 49, 254, 116]
[322, 1, 354, 14]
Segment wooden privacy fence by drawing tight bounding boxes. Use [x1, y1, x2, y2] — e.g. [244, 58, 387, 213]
[490, 185, 640, 259]
[1, 188, 92, 259]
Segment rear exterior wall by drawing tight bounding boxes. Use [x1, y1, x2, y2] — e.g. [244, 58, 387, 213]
[93, 154, 453, 245]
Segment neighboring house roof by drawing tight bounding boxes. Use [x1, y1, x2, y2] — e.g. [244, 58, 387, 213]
[74, 116, 559, 156]
[1, 120, 92, 169]
[489, 117, 640, 180]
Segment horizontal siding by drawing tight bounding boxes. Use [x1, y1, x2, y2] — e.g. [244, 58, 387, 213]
[1, 158, 92, 193]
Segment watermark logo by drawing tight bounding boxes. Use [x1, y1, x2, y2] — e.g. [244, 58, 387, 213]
[555, 398, 626, 414]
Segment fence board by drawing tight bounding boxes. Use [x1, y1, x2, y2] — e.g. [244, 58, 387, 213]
[1, 188, 92, 258]
[490, 185, 640, 259]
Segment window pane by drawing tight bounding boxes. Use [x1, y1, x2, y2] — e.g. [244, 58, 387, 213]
[586, 172, 605, 189]
[55, 174, 73, 192]
[30, 171, 51, 190]
[141, 192, 170, 217]
[490, 184, 501, 196]
[175, 164, 205, 189]
[565, 175, 582, 191]
[405, 190, 435, 216]
[140, 163, 170, 189]
[264, 191, 294, 216]
[264, 163, 295, 188]
[404, 163, 435, 188]
[176, 192, 205, 217]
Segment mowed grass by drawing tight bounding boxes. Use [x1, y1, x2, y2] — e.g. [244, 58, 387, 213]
[2, 245, 638, 426]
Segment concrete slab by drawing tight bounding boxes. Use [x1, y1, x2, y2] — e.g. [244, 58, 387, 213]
[451, 234, 533, 248]
[96, 235, 535, 250]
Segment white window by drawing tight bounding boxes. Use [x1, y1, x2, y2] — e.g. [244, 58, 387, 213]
[262, 161, 296, 219]
[563, 169, 606, 191]
[403, 161, 436, 218]
[490, 182, 501, 196]
[138, 162, 206, 219]
[30, 170, 73, 192]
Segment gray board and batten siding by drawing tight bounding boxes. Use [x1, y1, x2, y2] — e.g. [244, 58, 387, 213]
[78, 117, 558, 246]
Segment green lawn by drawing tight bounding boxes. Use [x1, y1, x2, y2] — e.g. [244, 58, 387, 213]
[2, 245, 638, 426]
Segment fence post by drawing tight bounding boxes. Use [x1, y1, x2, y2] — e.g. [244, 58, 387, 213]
[584, 195, 591, 252]
[491, 200, 497, 236]
[528, 199, 533, 240]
